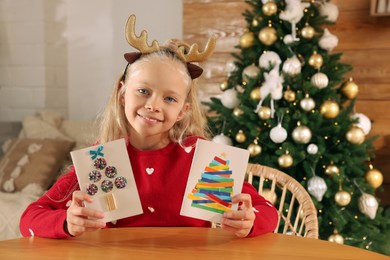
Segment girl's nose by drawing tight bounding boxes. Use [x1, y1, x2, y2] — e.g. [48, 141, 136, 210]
[145, 98, 162, 112]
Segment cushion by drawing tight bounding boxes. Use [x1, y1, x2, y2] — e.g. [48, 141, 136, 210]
[0, 138, 75, 193]
[20, 116, 73, 142]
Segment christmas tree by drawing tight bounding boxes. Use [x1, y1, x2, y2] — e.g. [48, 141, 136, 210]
[205, 0, 389, 255]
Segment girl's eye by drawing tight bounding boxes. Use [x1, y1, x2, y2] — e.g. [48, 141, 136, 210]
[138, 89, 149, 95]
[165, 96, 177, 103]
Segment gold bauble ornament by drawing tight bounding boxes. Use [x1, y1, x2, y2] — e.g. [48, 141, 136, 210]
[220, 79, 228, 91]
[248, 142, 262, 157]
[261, 188, 277, 204]
[240, 31, 255, 48]
[235, 130, 246, 143]
[292, 125, 312, 144]
[308, 52, 323, 69]
[262, 1, 278, 16]
[346, 126, 365, 145]
[328, 232, 344, 244]
[278, 153, 293, 168]
[283, 89, 296, 102]
[250, 87, 261, 100]
[320, 100, 339, 119]
[341, 78, 359, 99]
[258, 106, 272, 120]
[258, 26, 277, 46]
[335, 190, 351, 206]
[233, 107, 244, 117]
[365, 168, 383, 189]
[242, 64, 260, 81]
[325, 164, 340, 176]
[301, 24, 315, 39]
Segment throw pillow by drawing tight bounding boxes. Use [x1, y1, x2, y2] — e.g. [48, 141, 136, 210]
[0, 138, 75, 193]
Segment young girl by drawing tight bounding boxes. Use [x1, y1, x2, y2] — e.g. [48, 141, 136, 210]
[20, 15, 278, 239]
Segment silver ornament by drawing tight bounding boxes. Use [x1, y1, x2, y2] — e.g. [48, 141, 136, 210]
[270, 124, 288, 143]
[283, 34, 294, 44]
[307, 144, 318, 155]
[319, 2, 339, 23]
[307, 176, 327, 201]
[259, 51, 282, 70]
[292, 126, 312, 144]
[319, 28, 339, 52]
[311, 72, 329, 89]
[282, 55, 302, 76]
[220, 89, 240, 109]
[300, 97, 316, 111]
[212, 134, 233, 146]
[242, 64, 260, 81]
[358, 193, 378, 219]
[351, 113, 371, 135]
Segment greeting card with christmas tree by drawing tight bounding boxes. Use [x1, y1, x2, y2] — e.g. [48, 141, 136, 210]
[180, 139, 249, 223]
[70, 138, 143, 223]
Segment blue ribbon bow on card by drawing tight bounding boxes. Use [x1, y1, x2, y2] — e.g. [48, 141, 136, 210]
[89, 145, 104, 159]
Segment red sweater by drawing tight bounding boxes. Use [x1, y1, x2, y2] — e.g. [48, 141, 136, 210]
[20, 137, 278, 238]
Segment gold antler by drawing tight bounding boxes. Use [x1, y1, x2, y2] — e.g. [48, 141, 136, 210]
[125, 15, 160, 53]
[176, 36, 216, 63]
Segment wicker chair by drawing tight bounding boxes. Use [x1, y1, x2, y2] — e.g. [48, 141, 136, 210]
[246, 163, 319, 239]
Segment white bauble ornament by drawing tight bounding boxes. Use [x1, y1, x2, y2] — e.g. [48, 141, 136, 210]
[292, 125, 312, 144]
[212, 134, 233, 146]
[351, 113, 371, 135]
[220, 89, 240, 109]
[358, 193, 378, 219]
[311, 72, 329, 89]
[328, 232, 344, 244]
[300, 96, 316, 111]
[319, 28, 339, 52]
[319, 2, 339, 22]
[270, 124, 288, 143]
[283, 34, 294, 44]
[307, 176, 327, 201]
[307, 143, 318, 155]
[242, 64, 261, 81]
[259, 51, 282, 70]
[282, 55, 302, 76]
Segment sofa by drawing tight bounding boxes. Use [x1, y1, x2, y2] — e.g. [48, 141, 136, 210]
[0, 111, 96, 240]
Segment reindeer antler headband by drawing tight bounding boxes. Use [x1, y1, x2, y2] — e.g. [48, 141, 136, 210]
[122, 14, 216, 80]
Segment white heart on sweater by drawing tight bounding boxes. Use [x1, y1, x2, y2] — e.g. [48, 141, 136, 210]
[10, 166, 22, 179]
[17, 154, 29, 167]
[146, 168, 154, 175]
[184, 146, 192, 153]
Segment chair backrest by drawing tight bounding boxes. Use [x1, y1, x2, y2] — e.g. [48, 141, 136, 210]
[246, 163, 319, 239]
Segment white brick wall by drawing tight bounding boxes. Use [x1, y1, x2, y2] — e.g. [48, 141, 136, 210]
[0, 0, 67, 121]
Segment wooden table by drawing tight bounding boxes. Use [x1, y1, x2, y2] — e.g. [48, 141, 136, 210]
[0, 227, 388, 260]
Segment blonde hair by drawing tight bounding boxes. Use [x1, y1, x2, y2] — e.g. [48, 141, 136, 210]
[97, 48, 210, 146]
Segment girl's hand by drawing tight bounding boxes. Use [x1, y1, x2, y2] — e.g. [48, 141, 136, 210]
[220, 193, 256, 238]
[65, 191, 106, 237]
